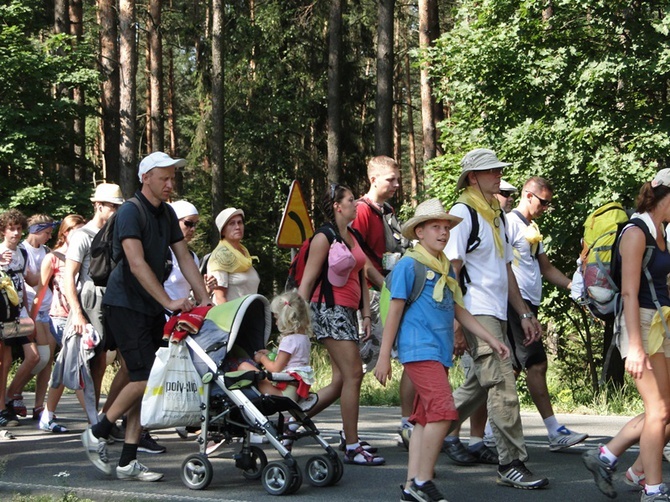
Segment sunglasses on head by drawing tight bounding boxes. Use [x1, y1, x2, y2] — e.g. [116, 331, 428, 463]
[182, 220, 198, 228]
[329, 182, 339, 201]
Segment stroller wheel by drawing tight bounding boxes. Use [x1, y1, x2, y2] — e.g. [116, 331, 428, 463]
[331, 454, 344, 485]
[287, 464, 302, 494]
[181, 453, 213, 490]
[240, 445, 268, 480]
[262, 461, 298, 496]
[305, 455, 336, 487]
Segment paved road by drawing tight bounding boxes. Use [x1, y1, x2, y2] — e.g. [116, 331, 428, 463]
[0, 393, 655, 501]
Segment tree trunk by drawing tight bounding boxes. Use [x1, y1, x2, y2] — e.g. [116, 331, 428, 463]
[211, 0, 225, 244]
[375, 0, 394, 157]
[119, 0, 137, 198]
[418, 0, 437, 163]
[403, 12, 418, 202]
[69, 0, 85, 182]
[99, 0, 120, 182]
[54, 0, 73, 182]
[327, 0, 343, 183]
[149, 0, 164, 152]
[145, 39, 152, 153]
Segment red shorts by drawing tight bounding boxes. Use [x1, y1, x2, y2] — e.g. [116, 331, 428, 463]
[403, 360, 458, 427]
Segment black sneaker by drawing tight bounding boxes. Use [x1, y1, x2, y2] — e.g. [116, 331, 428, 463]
[138, 431, 166, 454]
[400, 484, 421, 501]
[0, 408, 20, 427]
[582, 448, 616, 498]
[407, 479, 448, 502]
[468, 442, 498, 464]
[442, 438, 476, 465]
[497, 460, 549, 490]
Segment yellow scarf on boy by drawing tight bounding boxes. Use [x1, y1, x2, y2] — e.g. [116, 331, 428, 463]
[457, 187, 504, 258]
[209, 239, 258, 274]
[404, 244, 463, 307]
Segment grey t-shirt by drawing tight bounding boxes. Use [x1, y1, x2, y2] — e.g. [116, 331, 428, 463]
[65, 221, 98, 286]
[102, 191, 183, 316]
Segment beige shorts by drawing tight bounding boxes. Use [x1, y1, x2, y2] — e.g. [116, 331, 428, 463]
[617, 307, 670, 358]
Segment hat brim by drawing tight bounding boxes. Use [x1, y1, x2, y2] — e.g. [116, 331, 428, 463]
[153, 158, 186, 169]
[90, 196, 124, 205]
[401, 214, 463, 241]
[456, 160, 511, 190]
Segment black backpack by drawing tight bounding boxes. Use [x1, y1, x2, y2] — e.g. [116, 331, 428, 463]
[88, 197, 146, 287]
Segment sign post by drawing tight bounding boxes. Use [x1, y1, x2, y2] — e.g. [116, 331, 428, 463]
[276, 180, 314, 250]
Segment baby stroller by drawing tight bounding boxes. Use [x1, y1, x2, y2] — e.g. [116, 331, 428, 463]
[180, 294, 343, 495]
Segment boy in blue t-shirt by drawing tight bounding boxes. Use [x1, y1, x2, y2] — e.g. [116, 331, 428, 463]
[375, 198, 510, 502]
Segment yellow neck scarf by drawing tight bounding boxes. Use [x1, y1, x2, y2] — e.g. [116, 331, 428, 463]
[212, 239, 258, 274]
[457, 187, 504, 258]
[0, 273, 19, 306]
[525, 221, 542, 256]
[405, 244, 463, 307]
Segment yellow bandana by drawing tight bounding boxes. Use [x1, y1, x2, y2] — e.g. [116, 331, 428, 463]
[649, 306, 670, 355]
[404, 244, 463, 307]
[208, 239, 258, 274]
[457, 187, 504, 257]
[524, 221, 542, 256]
[0, 273, 19, 306]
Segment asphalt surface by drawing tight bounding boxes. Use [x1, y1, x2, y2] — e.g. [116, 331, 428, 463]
[0, 392, 657, 501]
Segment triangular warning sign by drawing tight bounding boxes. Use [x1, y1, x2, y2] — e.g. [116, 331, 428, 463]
[276, 180, 314, 248]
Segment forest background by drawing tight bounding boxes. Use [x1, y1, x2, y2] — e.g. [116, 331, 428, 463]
[1, 0, 669, 407]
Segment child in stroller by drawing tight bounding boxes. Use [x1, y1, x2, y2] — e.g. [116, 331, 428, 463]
[180, 293, 342, 495]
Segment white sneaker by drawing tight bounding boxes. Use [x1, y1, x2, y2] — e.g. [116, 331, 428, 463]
[81, 427, 112, 475]
[116, 459, 163, 481]
[548, 426, 588, 451]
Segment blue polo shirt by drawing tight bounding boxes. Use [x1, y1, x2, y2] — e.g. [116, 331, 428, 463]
[103, 191, 183, 316]
[389, 256, 455, 367]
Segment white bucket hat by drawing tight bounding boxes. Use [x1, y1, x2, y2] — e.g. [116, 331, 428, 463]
[169, 200, 198, 220]
[401, 198, 463, 240]
[457, 148, 511, 190]
[499, 179, 518, 194]
[215, 207, 245, 234]
[138, 151, 186, 182]
[90, 183, 124, 205]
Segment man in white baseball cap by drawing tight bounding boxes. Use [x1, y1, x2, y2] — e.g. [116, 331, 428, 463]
[137, 151, 186, 183]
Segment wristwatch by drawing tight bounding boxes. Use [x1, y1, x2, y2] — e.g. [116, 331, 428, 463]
[520, 312, 535, 320]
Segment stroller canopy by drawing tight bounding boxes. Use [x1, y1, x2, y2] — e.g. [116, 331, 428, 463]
[205, 294, 271, 356]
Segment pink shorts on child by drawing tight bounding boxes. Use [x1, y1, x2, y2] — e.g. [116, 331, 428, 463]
[404, 360, 458, 427]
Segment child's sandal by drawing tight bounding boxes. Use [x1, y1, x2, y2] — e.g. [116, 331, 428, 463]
[343, 445, 385, 466]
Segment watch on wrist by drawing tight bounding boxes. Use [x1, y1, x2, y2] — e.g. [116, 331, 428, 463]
[520, 312, 535, 320]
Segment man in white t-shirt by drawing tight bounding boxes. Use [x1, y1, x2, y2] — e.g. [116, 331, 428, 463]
[505, 176, 588, 450]
[443, 149, 548, 490]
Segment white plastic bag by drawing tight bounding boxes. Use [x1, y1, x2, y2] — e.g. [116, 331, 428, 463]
[141, 343, 203, 429]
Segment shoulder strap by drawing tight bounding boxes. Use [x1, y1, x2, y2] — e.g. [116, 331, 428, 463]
[17, 243, 28, 273]
[453, 203, 480, 254]
[128, 196, 148, 231]
[406, 259, 427, 307]
[358, 197, 383, 217]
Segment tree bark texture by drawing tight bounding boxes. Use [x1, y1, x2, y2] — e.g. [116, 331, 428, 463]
[418, 0, 437, 163]
[119, 0, 138, 198]
[149, 0, 164, 152]
[375, 0, 395, 157]
[327, 0, 343, 183]
[99, 0, 120, 182]
[69, 0, 85, 182]
[211, 0, 225, 244]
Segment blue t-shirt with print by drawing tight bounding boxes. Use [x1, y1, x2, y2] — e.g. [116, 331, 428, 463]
[389, 256, 455, 367]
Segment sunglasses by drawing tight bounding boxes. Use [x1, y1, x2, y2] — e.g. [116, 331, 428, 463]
[528, 191, 551, 207]
[500, 190, 515, 198]
[182, 220, 198, 228]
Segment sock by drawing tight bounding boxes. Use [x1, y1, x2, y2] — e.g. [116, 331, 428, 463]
[646, 483, 662, 495]
[414, 478, 427, 486]
[346, 442, 361, 452]
[118, 443, 138, 468]
[599, 445, 618, 465]
[484, 421, 493, 437]
[469, 436, 483, 447]
[91, 415, 113, 439]
[544, 415, 561, 436]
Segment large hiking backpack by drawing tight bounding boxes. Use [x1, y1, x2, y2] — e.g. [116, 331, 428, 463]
[577, 202, 630, 320]
[88, 197, 146, 287]
[379, 258, 427, 327]
[358, 198, 410, 260]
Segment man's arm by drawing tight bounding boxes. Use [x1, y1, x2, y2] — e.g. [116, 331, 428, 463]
[63, 259, 87, 334]
[123, 238, 192, 313]
[507, 262, 542, 344]
[450, 258, 467, 356]
[538, 253, 571, 290]
[171, 240, 210, 305]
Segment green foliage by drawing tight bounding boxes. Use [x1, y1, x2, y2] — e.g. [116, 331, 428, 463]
[426, 0, 670, 397]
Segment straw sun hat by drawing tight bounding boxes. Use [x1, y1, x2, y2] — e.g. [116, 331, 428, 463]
[401, 198, 463, 240]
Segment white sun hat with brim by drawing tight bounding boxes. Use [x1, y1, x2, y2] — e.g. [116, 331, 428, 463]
[90, 183, 124, 205]
[138, 151, 186, 182]
[215, 207, 245, 234]
[456, 148, 511, 190]
[169, 200, 199, 220]
[499, 179, 518, 193]
[401, 198, 463, 241]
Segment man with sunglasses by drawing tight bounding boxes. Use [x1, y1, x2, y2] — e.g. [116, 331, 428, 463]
[443, 148, 549, 490]
[504, 176, 588, 451]
[495, 180, 518, 214]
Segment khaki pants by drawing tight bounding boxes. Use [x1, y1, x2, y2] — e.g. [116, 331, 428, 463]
[449, 315, 528, 465]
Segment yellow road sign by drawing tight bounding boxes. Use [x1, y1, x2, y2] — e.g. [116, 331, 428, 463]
[276, 180, 314, 248]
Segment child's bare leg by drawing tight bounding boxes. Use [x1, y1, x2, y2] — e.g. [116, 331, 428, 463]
[406, 420, 450, 487]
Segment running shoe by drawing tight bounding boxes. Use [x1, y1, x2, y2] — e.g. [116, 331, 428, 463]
[81, 426, 112, 475]
[138, 431, 166, 454]
[497, 460, 549, 490]
[582, 448, 616, 499]
[407, 479, 448, 502]
[0, 409, 19, 427]
[548, 426, 588, 451]
[641, 484, 670, 502]
[116, 459, 163, 481]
